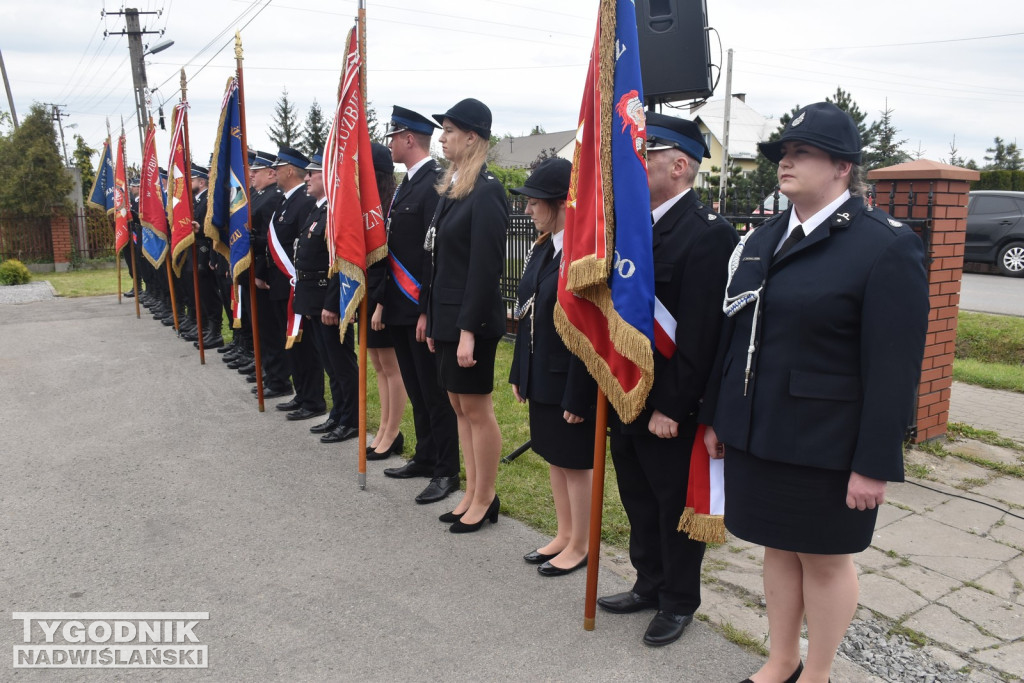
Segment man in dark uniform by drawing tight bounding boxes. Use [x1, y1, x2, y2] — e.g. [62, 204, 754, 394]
[377, 106, 461, 505]
[292, 149, 358, 443]
[597, 113, 738, 647]
[264, 146, 319, 409]
[189, 165, 224, 349]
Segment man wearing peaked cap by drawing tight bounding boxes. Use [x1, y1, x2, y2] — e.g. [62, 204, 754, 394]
[188, 163, 225, 348]
[597, 110, 738, 647]
[377, 105, 461, 504]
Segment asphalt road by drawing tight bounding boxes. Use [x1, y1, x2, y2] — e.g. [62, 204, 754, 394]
[959, 272, 1024, 317]
[0, 296, 759, 682]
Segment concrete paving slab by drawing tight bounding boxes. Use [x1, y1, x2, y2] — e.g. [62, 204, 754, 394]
[928, 496, 1009, 536]
[902, 604, 1000, 652]
[972, 477, 1024, 509]
[970, 640, 1024, 678]
[885, 480, 956, 513]
[988, 513, 1024, 552]
[875, 502, 913, 529]
[975, 566, 1022, 601]
[946, 439, 1024, 469]
[857, 573, 930, 620]
[905, 450, 995, 488]
[879, 563, 965, 601]
[938, 587, 1024, 641]
[872, 516, 1018, 581]
[857, 546, 902, 572]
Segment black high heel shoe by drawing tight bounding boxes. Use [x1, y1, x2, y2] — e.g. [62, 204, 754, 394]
[366, 431, 404, 458]
[438, 510, 464, 523]
[449, 495, 499, 534]
[740, 661, 803, 683]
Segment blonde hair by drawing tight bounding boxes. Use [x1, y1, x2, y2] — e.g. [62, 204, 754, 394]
[435, 131, 489, 200]
[847, 163, 868, 198]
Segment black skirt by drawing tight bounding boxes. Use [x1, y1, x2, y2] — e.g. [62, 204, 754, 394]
[367, 325, 392, 349]
[435, 336, 500, 395]
[724, 448, 877, 555]
[529, 401, 595, 470]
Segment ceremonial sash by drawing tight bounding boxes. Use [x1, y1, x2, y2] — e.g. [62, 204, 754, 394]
[677, 424, 726, 543]
[268, 214, 303, 347]
[387, 253, 421, 304]
[653, 296, 676, 359]
[231, 284, 243, 329]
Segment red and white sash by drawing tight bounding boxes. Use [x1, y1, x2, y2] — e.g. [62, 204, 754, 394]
[653, 296, 676, 358]
[268, 214, 303, 347]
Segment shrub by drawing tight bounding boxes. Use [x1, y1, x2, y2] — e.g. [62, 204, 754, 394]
[0, 258, 32, 285]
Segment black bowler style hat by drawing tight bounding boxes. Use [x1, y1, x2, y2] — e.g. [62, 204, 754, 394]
[510, 157, 572, 200]
[645, 111, 710, 160]
[371, 142, 394, 176]
[758, 102, 862, 165]
[433, 98, 492, 140]
[272, 146, 310, 170]
[385, 105, 439, 137]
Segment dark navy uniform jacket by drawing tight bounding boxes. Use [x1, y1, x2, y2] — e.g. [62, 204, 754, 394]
[508, 238, 595, 417]
[251, 183, 284, 283]
[425, 167, 508, 342]
[700, 196, 929, 482]
[293, 200, 330, 317]
[616, 190, 738, 433]
[267, 185, 316, 302]
[370, 159, 443, 326]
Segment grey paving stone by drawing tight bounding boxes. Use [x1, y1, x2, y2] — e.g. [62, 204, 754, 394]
[857, 546, 902, 572]
[872, 515, 1018, 581]
[939, 586, 1024, 641]
[875, 501, 913, 529]
[928, 496, 1008, 535]
[906, 449, 995, 488]
[970, 640, 1024, 679]
[902, 604, 1000, 652]
[857, 572, 930, 619]
[881, 563, 963, 601]
[988, 516, 1024, 551]
[972, 477, 1024, 508]
[975, 566, 1021, 601]
[886, 480, 955, 513]
[947, 439, 1024, 468]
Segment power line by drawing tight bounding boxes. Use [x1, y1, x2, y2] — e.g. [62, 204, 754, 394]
[747, 30, 1024, 52]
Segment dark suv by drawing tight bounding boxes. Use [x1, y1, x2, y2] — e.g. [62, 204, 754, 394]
[966, 191, 1024, 277]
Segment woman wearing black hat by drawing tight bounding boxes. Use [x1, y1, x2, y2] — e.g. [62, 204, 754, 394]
[508, 158, 596, 576]
[701, 102, 929, 683]
[367, 142, 407, 458]
[425, 98, 509, 533]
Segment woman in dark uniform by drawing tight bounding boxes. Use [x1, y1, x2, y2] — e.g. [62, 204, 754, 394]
[508, 158, 596, 576]
[367, 142, 407, 458]
[701, 102, 929, 683]
[425, 99, 509, 533]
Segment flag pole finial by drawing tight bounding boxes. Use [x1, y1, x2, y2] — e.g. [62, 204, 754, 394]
[179, 68, 187, 100]
[234, 31, 243, 60]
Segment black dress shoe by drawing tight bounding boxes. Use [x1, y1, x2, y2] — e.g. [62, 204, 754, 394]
[538, 556, 588, 577]
[123, 289, 135, 298]
[237, 362, 256, 374]
[246, 374, 258, 384]
[161, 316, 176, 326]
[415, 476, 459, 504]
[642, 611, 693, 647]
[597, 591, 659, 614]
[194, 335, 224, 349]
[310, 417, 340, 434]
[383, 460, 434, 479]
[276, 398, 302, 412]
[217, 341, 236, 354]
[261, 386, 293, 399]
[320, 425, 357, 443]
[286, 407, 326, 421]
[449, 495, 500, 533]
[523, 549, 558, 565]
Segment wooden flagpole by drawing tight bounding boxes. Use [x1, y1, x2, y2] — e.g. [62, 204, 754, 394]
[122, 117, 140, 319]
[108, 120, 122, 305]
[180, 71, 205, 365]
[235, 33, 264, 412]
[356, 0, 369, 489]
[152, 117, 181, 333]
[583, 390, 608, 630]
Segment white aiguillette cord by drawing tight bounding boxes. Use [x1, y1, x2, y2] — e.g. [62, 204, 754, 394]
[721, 233, 762, 397]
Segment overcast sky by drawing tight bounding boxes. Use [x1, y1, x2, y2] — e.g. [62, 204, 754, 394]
[2, 0, 1022, 170]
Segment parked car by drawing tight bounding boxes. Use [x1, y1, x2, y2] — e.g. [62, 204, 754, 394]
[965, 190, 1024, 277]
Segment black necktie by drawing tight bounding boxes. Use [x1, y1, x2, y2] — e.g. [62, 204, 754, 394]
[774, 225, 805, 263]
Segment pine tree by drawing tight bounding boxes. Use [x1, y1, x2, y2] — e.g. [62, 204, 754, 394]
[72, 135, 96, 202]
[0, 104, 73, 215]
[365, 101, 383, 144]
[984, 137, 1023, 170]
[300, 100, 328, 156]
[826, 87, 880, 165]
[267, 87, 303, 149]
[869, 102, 910, 169]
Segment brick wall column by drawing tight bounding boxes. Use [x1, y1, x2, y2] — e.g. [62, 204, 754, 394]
[50, 211, 73, 272]
[868, 160, 980, 442]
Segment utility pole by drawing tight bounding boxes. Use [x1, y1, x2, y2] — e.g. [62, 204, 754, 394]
[0, 47, 18, 129]
[105, 7, 162, 155]
[718, 48, 733, 213]
[44, 103, 71, 166]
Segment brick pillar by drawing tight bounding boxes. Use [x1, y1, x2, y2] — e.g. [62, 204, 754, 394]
[868, 160, 980, 442]
[50, 211, 73, 272]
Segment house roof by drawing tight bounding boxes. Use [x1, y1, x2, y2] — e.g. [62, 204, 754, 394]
[689, 97, 780, 161]
[489, 130, 576, 168]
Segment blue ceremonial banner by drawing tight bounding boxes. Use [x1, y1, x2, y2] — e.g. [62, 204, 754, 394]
[608, 0, 654, 351]
[205, 77, 251, 284]
[87, 137, 115, 214]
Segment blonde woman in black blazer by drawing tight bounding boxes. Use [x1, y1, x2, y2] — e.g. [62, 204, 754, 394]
[425, 99, 509, 533]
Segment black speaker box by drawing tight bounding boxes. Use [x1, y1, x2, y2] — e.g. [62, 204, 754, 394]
[635, 0, 713, 102]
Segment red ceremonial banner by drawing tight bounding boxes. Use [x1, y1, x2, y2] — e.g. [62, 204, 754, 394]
[168, 103, 194, 277]
[113, 133, 130, 256]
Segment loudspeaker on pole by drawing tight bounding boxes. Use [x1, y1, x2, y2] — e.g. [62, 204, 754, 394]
[635, 0, 713, 103]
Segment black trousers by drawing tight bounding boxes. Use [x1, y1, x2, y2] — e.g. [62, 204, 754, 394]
[258, 293, 292, 391]
[389, 324, 459, 477]
[609, 422, 705, 615]
[308, 316, 357, 426]
[289, 321, 325, 412]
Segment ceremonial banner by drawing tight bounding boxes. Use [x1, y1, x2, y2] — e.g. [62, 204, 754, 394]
[554, 0, 654, 423]
[167, 102, 195, 277]
[323, 25, 387, 341]
[112, 133, 130, 256]
[87, 137, 115, 214]
[205, 77, 252, 284]
[140, 124, 169, 268]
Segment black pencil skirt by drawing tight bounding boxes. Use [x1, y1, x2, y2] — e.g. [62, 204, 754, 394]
[528, 401, 595, 470]
[723, 447, 878, 555]
[435, 335, 500, 395]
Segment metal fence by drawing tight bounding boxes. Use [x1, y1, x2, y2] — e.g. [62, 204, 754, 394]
[77, 207, 116, 260]
[0, 214, 52, 263]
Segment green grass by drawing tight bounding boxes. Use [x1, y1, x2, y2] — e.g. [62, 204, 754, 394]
[955, 311, 1024, 365]
[888, 623, 928, 647]
[719, 622, 769, 657]
[33, 267, 124, 297]
[948, 422, 1024, 451]
[953, 358, 1024, 393]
